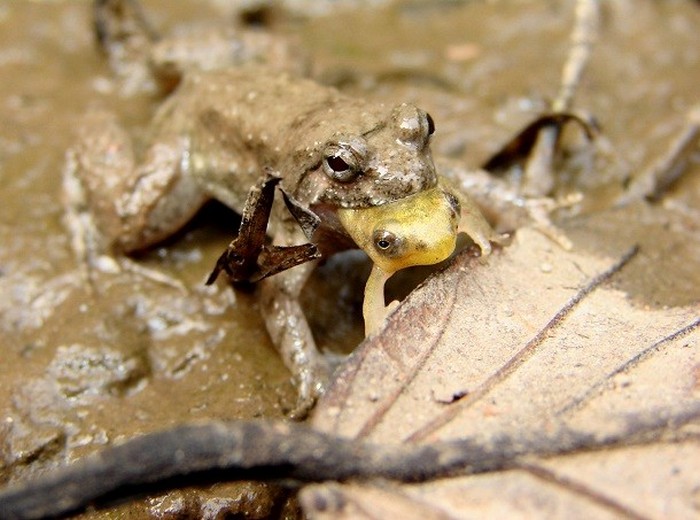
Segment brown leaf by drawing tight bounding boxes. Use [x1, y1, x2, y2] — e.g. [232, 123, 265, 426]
[481, 112, 597, 174]
[304, 223, 699, 519]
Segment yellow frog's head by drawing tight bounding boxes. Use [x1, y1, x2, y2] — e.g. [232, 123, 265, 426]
[338, 183, 501, 335]
[338, 186, 460, 276]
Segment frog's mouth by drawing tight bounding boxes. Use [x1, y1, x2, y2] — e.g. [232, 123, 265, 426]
[337, 186, 459, 276]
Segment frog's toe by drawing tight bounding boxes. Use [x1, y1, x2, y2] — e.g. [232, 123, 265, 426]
[476, 239, 492, 256]
[289, 383, 324, 421]
[288, 360, 331, 420]
[523, 196, 577, 251]
[386, 299, 400, 314]
[490, 231, 512, 249]
[289, 394, 317, 421]
[535, 223, 574, 251]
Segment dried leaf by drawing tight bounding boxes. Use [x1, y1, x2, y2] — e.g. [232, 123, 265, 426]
[481, 112, 597, 174]
[304, 223, 699, 519]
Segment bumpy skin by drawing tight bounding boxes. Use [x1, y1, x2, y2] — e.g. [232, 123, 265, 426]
[66, 65, 504, 415]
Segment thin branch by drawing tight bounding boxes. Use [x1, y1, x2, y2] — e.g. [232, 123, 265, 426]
[522, 0, 600, 197]
[556, 316, 700, 417]
[617, 103, 700, 205]
[2, 402, 698, 520]
[553, 0, 600, 113]
[520, 462, 653, 520]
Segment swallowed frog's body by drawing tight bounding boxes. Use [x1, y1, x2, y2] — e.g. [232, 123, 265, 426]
[70, 66, 500, 415]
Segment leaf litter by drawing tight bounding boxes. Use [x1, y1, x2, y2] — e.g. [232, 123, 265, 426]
[304, 218, 699, 519]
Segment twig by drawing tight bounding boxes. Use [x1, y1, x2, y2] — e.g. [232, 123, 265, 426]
[2, 402, 698, 520]
[617, 103, 700, 205]
[522, 0, 600, 197]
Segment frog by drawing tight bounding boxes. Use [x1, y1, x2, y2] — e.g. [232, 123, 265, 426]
[66, 0, 506, 417]
[66, 64, 504, 415]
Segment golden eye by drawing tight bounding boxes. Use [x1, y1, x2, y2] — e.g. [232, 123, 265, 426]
[376, 234, 393, 250]
[322, 139, 367, 183]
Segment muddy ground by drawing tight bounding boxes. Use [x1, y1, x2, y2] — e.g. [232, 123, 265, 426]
[0, 1, 698, 518]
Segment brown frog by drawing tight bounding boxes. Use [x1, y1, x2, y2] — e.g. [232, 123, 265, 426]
[66, 1, 504, 416]
[66, 66, 502, 415]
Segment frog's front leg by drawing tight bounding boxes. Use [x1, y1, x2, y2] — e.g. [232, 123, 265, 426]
[206, 178, 326, 417]
[362, 264, 399, 336]
[258, 231, 331, 419]
[451, 186, 509, 256]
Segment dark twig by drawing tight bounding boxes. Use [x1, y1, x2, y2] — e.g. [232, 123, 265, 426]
[1, 404, 698, 520]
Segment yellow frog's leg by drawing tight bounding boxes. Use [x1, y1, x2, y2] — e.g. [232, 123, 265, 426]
[442, 180, 508, 256]
[362, 264, 396, 336]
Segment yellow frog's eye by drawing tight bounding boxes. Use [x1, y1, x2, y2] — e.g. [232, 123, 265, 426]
[323, 139, 366, 183]
[372, 229, 405, 257]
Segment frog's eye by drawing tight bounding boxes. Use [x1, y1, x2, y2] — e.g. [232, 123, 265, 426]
[372, 229, 405, 258]
[322, 140, 366, 183]
[394, 104, 436, 147]
[426, 112, 436, 136]
[324, 153, 356, 182]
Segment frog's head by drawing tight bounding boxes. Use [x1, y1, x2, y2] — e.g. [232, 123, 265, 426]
[337, 185, 460, 276]
[291, 103, 440, 209]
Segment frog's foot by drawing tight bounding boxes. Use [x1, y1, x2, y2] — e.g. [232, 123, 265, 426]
[289, 362, 331, 421]
[63, 144, 188, 293]
[522, 192, 581, 251]
[456, 190, 508, 257]
[63, 149, 122, 291]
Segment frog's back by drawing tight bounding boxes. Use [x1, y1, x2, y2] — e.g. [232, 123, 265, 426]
[171, 67, 367, 211]
[186, 67, 350, 152]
